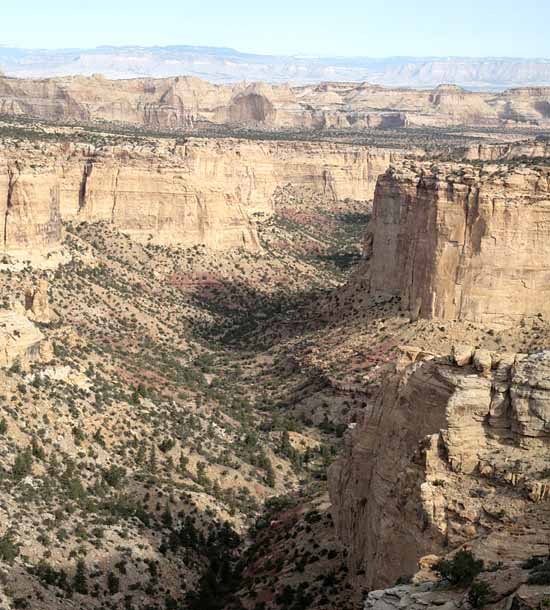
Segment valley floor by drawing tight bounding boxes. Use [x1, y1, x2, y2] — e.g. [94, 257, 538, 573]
[0, 186, 370, 610]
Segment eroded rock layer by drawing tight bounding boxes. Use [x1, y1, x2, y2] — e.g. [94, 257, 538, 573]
[1, 75, 550, 130]
[328, 348, 550, 592]
[364, 162, 550, 324]
[0, 138, 392, 253]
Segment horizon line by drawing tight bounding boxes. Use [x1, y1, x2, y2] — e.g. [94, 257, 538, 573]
[0, 43, 549, 62]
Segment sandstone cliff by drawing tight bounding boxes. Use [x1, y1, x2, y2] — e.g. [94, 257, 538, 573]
[0, 138, 392, 253]
[364, 162, 550, 324]
[1, 75, 550, 130]
[328, 348, 550, 593]
[0, 161, 64, 255]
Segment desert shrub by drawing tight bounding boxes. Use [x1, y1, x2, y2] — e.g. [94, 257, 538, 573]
[0, 530, 20, 563]
[468, 581, 494, 608]
[73, 559, 88, 594]
[527, 558, 550, 585]
[11, 447, 33, 481]
[107, 571, 120, 595]
[522, 555, 545, 569]
[304, 510, 322, 524]
[30, 562, 69, 590]
[103, 464, 126, 488]
[435, 550, 484, 586]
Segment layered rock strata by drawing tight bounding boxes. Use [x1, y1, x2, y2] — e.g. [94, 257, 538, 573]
[328, 348, 550, 593]
[1, 75, 550, 130]
[0, 138, 393, 253]
[364, 162, 550, 324]
[460, 136, 550, 161]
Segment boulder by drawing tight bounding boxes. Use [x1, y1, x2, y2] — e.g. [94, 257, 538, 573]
[451, 344, 474, 367]
[473, 349, 493, 376]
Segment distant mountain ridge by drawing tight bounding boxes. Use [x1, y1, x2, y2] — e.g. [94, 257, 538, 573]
[0, 45, 549, 90]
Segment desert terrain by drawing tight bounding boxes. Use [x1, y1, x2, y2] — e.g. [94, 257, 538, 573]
[0, 75, 548, 610]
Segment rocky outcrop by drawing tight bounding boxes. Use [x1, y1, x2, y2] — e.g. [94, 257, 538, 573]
[459, 136, 550, 161]
[25, 279, 51, 323]
[364, 505, 550, 610]
[0, 310, 52, 368]
[1, 75, 550, 130]
[364, 582, 464, 610]
[364, 162, 550, 324]
[364, 558, 550, 610]
[0, 138, 393, 253]
[328, 348, 550, 592]
[0, 162, 63, 254]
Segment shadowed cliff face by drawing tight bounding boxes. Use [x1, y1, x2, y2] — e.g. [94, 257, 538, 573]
[228, 93, 276, 124]
[0, 138, 393, 254]
[363, 162, 550, 325]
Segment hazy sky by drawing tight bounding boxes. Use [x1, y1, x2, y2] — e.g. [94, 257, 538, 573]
[1, 0, 548, 57]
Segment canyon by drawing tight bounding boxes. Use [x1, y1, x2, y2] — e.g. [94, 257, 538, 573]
[0, 91, 548, 610]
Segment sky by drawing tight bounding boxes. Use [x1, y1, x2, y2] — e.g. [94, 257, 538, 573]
[1, 0, 548, 58]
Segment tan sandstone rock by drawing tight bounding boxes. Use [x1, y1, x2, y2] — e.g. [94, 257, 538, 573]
[0, 311, 51, 368]
[25, 279, 51, 323]
[328, 350, 550, 592]
[364, 162, 550, 325]
[451, 344, 474, 367]
[473, 349, 493, 377]
[0, 138, 394, 254]
[1, 75, 549, 130]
